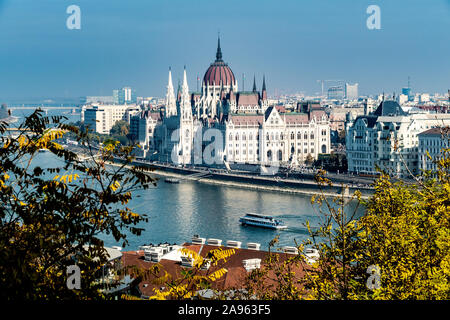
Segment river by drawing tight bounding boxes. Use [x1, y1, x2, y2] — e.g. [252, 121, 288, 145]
[12, 107, 366, 251]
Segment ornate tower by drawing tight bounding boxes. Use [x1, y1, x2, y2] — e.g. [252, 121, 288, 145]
[165, 67, 177, 117]
[177, 67, 194, 164]
[261, 74, 269, 112]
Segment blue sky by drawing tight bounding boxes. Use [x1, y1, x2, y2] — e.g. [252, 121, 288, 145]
[0, 0, 449, 100]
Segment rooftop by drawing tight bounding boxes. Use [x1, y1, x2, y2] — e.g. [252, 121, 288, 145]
[418, 127, 449, 136]
[121, 241, 310, 298]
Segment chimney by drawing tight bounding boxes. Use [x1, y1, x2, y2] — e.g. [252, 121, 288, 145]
[207, 238, 222, 246]
[226, 240, 242, 249]
[247, 243, 261, 251]
[242, 258, 261, 271]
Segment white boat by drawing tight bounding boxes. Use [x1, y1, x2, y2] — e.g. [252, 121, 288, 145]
[239, 213, 287, 230]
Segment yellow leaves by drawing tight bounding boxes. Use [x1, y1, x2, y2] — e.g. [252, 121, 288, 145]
[121, 294, 142, 300]
[208, 247, 235, 265]
[104, 140, 120, 152]
[0, 173, 10, 189]
[180, 248, 204, 268]
[18, 135, 29, 148]
[208, 268, 228, 282]
[110, 180, 120, 192]
[52, 173, 79, 184]
[2, 138, 11, 149]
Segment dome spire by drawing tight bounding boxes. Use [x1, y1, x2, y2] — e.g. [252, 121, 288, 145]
[216, 33, 223, 61]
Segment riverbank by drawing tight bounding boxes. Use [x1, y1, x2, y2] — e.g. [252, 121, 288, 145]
[105, 158, 372, 200]
[67, 144, 373, 199]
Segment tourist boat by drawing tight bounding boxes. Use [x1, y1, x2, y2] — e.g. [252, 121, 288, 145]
[164, 178, 180, 184]
[239, 213, 287, 230]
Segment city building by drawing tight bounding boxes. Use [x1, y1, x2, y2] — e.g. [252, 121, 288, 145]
[345, 83, 359, 100]
[82, 104, 140, 134]
[327, 85, 345, 100]
[113, 87, 137, 105]
[418, 127, 449, 173]
[121, 236, 312, 299]
[81, 96, 115, 105]
[130, 37, 331, 167]
[346, 100, 450, 177]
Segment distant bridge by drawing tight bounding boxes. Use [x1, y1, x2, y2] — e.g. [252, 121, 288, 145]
[9, 106, 80, 110]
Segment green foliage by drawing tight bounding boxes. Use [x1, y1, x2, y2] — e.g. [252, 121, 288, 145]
[110, 120, 129, 137]
[302, 141, 450, 300]
[0, 110, 157, 300]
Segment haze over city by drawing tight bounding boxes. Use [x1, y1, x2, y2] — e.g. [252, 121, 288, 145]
[0, 0, 449, 100]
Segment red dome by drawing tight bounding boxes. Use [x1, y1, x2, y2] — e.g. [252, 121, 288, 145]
[203, 61, 236, 86]
[203, 36, 236, 87]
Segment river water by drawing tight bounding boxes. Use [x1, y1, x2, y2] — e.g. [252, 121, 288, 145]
[11, 108, 366, 251]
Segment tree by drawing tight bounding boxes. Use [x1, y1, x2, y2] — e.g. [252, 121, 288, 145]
[305, 154, 314, 166]
[300, 129, 450, 299]
[338, 129, 346, 143]
[0, 110, 157, 300]
[110, 120, 129, 137]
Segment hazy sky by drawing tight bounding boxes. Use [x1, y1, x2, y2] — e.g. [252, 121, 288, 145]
[0, 0, 449, 100]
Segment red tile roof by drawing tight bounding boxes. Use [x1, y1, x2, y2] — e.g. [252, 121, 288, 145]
[229, 114, 264, 126]
[121, 243, 308, 298]
[236, 92, 260, 106]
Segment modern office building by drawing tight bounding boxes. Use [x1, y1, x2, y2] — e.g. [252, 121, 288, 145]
[82, 104, 141, 134]
[81, 96, 115, 105]
[327, 85, 345, 100]
[113, 87, 137, 105]
[345, 83, 359, 100]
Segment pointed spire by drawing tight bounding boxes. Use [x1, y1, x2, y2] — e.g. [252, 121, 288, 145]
[181, 66, 190, 100]
[252, 75, 257, 92]
[177, 78, 181, 102]
[182, 66, 188, 90]
[165, 67, 176, 117]
[261, 74, 267, 100]
[216, 34, 223, 61]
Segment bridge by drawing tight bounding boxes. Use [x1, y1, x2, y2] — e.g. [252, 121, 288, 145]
[8, 106, 80, 110]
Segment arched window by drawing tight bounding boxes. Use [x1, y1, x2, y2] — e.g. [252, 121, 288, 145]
[304, 132, 308, 139]
[322, 145, 327, 153]
[229, 134, 233, 141]
[267, 150, 272, 161]
[236, 134, 239, 140]
[297, 132, 301, 139]
[266, 133, 269, 140]
[278, 150, 283, 161]
[249, 133, 253, 140]
[310, 133, 314, 139]
[291, 132, 295, 139]
[242, 134, 246, 141]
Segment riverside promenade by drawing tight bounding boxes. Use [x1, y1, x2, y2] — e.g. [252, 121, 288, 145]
[129, 159, 375, 199]
[68, 144, 375, 199]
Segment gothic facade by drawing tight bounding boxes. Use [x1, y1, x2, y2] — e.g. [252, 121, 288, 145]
[130, 38, 331, 167]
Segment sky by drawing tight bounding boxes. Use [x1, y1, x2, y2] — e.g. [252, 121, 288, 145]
[0, 0, 449, 101]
